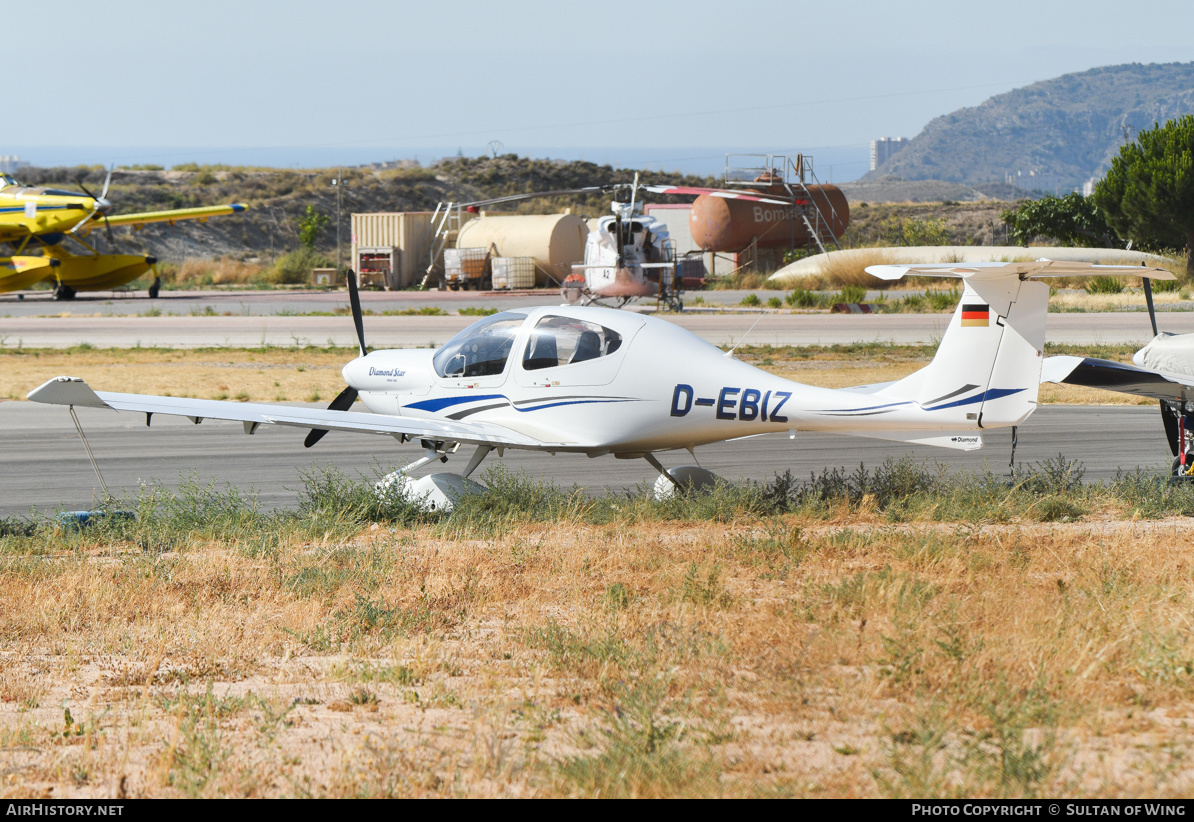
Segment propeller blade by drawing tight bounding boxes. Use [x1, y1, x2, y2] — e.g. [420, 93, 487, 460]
[74, 177, 98, 201]
[303, 385, 359, 448]
[100, 165, 113, 200]
[1143, 264, 1159, 337]
[306, 269, 371, 447]
[103, 214, 114, 246]
[346, 268, 367, 357]
[68, 207, 98, 235]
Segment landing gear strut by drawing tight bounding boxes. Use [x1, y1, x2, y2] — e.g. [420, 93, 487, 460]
[1163, 400, 1194, 478]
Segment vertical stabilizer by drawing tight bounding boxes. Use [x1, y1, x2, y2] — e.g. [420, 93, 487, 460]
[881, 274, 1048, 428]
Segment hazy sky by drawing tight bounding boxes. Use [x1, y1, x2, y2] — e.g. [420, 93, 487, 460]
[12, 0, 1193, 172]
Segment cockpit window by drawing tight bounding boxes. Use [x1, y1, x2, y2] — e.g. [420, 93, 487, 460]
[433, 311, 527, 378]
[0, 173, 18, 188]
[522, 315, 623, 371]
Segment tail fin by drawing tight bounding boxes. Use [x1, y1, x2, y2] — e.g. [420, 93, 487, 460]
[872, 266, 1052, 429]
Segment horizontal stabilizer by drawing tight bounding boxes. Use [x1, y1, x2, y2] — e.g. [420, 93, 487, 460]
[839, 428, 983, 451]
[866, 260, 1175, 281]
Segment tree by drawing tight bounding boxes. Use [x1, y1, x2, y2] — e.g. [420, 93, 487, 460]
[296, 205, 329, 251]
[1093, 115, 1194, 276]
[1000, 193, 1121, 248]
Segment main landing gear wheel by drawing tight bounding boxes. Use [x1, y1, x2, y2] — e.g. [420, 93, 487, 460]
[148, 276, 161, 299]
[1171, 455, 1194, 478]
[53, 284, 76, 301]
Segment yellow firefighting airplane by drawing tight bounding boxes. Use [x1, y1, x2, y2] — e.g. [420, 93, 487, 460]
[0, 170, 247, 299]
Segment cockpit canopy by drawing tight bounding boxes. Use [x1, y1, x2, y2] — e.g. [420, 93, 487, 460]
[433, 311, 526, 378]
[522, 315, 621, 370]
[432, 310, 625, 379]
[0, 173, 20, 189]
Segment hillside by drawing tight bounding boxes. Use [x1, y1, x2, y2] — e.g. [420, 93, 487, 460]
[866, 62, 1194, 191]
[14, 157, 717, 262]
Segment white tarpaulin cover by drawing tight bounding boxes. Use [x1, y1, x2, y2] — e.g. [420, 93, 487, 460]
[1134, 332, 1194, 380]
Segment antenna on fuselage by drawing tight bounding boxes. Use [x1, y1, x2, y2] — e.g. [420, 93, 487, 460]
[724, 312, 766, 359]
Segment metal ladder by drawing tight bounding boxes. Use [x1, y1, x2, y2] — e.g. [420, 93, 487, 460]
[419, 201, 464, 290]
[786, 162, 847, 255]
[722, 154, 851, 256]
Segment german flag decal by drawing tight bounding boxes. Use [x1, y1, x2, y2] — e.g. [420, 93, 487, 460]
[961, 303, 989, 327]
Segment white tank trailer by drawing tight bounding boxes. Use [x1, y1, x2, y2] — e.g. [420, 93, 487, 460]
[454, 213, 589, 287]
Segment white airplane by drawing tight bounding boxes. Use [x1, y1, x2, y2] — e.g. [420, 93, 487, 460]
[1040, 268, 1194, 473]
[28, 261, 1169, 507]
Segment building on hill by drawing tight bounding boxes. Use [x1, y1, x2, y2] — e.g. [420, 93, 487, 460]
[0, 155, 28, 174]
[870, 138, 908, 171]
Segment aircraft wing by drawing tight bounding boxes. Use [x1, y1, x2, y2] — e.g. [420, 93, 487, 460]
[86, 203, 248, 231]
[1041, 355, 1194, 402]
[26, 376, 556, 450]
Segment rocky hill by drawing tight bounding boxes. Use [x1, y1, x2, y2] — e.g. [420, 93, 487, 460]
[866, 62, 1194, 191]
[14, 157, 717, 262]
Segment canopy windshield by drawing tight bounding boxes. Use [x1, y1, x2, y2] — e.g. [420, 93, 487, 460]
[433, 311, 528, 378]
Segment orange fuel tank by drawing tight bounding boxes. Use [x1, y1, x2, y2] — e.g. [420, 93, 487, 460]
[689, 185, 850, 251]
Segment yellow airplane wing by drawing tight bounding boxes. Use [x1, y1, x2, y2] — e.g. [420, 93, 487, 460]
[89, 203, 248, 231]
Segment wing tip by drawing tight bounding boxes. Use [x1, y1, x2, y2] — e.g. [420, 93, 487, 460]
[27, 376, 110, 408]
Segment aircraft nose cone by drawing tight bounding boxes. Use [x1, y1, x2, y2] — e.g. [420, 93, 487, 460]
[343, 356, 368, 389]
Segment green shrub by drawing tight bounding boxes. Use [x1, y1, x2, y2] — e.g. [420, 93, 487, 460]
[1084, 275, 1124, 294]
[785, 287, 820, 308]
[268, 248, 333, 285]
[925, 289, 959, 311]
[739, 293, 761, 307]
[836, 285, 867, 304]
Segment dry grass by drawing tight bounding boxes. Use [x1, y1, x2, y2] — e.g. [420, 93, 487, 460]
[166, 259, 269, 286]
[0, 348, 353, 403]
[816, 247, 899, 289]
[6, 505, 1194, 798]
[1049, 288, 1190, 312]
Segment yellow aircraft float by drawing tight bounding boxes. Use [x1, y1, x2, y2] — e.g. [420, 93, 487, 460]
[0, 170, 247, 299]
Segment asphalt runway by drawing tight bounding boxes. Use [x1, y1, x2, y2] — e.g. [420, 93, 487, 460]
[0, 311, 1179, 350]
[0, 402, 1170, 517]
[0, 286, 1181, 348]
[0, 287, 786, 317]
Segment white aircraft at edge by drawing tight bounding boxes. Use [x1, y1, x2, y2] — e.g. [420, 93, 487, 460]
[28, 260, 1170, 506]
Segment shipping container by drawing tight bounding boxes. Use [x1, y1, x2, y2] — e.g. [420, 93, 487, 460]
[351, 211, 475, 288]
